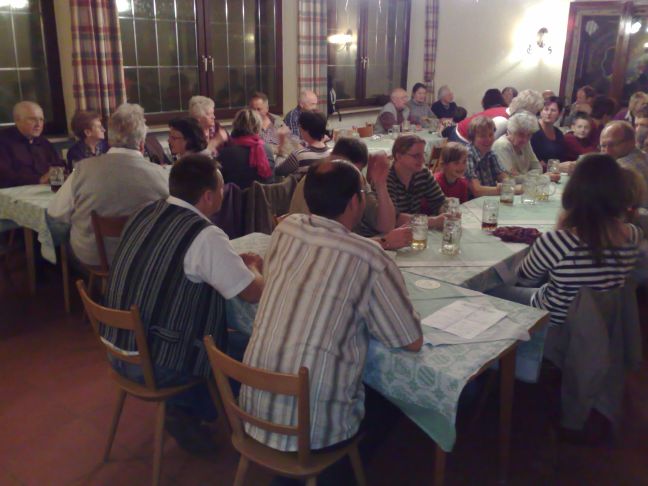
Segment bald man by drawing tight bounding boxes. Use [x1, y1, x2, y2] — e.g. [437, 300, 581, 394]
[0, 101, 63, 188]
[284, 89, 318, 138]
[374, 88, 411, 134]
[601, 120, 648, 193]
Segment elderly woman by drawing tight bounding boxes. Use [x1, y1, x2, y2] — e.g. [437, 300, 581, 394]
[188, 95, 229, 155]
[386, 134, 446, 229]
[249, 91, 290, 154]
[531, 96, 566, 163]
[492, 111, 543, 181]
[501, 86, 518, 106]
[407, 83, 436, 126]
[431, 85, 457, 121]
[375, 88, 410, 134]
[167, 117, 208, 161]
[454, 89, 544, 144]
[613, 91, 648, 126]
[66, 110, 109, 168]
[217, 108, 274, 189]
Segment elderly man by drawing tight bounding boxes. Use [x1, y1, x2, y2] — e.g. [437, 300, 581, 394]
[283, 89, 318, 138]
[601, 120, 648, 193]
[0, 101, 63, 188]
[634, 105, 648, 151]
[48, 103, 169, 267]
[374, 88, 410, 134]
[241, 159, 421, 455]
[431, 85, 457, 121]
[102, 155, 264, 452]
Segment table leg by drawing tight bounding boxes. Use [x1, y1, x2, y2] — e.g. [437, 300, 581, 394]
[434, 444, 446, 486]
[23, 228, 36, 295]
[499, 349, 516, 483]
[60, 244, 71, 314]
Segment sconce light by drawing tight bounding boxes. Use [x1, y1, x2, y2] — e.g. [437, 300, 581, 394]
[527, 27, 552, 55]
[327, 29, 354, 51]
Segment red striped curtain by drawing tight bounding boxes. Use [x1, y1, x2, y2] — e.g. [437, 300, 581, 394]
[424, 0, 440, 104]
[298, 0, 328, 113]
[71, 0, 126, 119]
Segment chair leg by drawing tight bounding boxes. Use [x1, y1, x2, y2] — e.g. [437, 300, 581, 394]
[233, 456, 250, 486]
[348, 445, 366, 486]
[152, 401, 166, 486]
[60, 244, 71, 314]
[104, 389, 127, 462]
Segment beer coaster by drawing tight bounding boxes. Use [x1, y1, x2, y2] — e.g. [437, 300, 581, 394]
[415, 279, 441, 290]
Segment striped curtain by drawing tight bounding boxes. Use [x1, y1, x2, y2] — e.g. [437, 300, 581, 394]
[297, 0, 328, 112]
[71, 0, 126, 119]
[423, 0, 440, 104]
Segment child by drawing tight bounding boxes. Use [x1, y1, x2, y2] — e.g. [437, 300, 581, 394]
[563, 112, 597, 162]
[434, 142, 469, 203]
[441, 106, 467, 138]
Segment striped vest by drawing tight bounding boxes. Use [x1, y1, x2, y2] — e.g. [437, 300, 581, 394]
[101, 200, 227, 377]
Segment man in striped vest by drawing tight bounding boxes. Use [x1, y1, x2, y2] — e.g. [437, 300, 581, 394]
[102, 154, 264, 453]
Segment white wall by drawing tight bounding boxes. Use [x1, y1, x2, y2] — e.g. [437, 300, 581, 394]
[434, 0, 571, 114]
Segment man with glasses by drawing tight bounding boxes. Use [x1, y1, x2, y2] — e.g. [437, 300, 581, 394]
[600, 121, 648, 197]
[374, 88, 411, 134]
[0, 101, 64, 188]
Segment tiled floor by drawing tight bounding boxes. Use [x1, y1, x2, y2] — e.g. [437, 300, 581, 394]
[1, 254, 648, 486]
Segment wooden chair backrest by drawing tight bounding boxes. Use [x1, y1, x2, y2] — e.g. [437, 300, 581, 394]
[90, 211, 129, 273]
[76, 279, 158, 389]
[203, 335, 312, 464]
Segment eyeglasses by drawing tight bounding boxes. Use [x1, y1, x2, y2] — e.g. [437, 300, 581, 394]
[404, 151, 425, 159]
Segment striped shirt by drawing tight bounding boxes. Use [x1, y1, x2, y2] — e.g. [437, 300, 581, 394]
[519, 225, 643, 327]
[387, 166, 445, 215]
[240, 214, 422, 451]
[465, 144, 505, 188]
[274, 145, 331, 177]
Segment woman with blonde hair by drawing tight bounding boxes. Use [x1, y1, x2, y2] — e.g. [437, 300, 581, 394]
[188, 95, 229, 155]
[217, 108, 274, 189]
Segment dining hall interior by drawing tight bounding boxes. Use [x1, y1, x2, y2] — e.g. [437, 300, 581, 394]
[2, 0, 648, 485]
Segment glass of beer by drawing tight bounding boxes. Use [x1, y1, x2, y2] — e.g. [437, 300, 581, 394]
[547, 159, 560, 175]
[500, 178, 515, 205]
[440, 219, 462, 256]
[535, 174, 556, 202]
[49, 166, 65, 192]
[521, 175, 538, 205]
[410, 214, 428, 250]
[441, 197, 461, 220]
[481, 200, 499, 232]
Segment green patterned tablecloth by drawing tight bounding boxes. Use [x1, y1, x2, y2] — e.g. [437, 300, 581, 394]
[228, 233, 549, 452]
[0, 185, 63, 263]
[359, 131, 445, 155]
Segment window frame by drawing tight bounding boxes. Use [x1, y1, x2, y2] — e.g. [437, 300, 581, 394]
[326, 0, 411, 111]
[124, 0, 283, 125]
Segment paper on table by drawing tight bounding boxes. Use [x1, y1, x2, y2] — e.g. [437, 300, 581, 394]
[423, 316, 530, 346]
[421, 300, 507, 339]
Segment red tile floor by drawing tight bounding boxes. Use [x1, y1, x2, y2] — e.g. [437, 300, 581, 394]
[1, 253, 648, 486]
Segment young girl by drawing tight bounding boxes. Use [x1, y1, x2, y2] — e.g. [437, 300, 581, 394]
[434, 142, 469, 203]
[563, 112, 598, 162]
[489, 153, 643, 327]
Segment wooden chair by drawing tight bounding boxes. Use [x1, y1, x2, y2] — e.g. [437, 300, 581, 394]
[357, 125, 374, 138]
[87, 211, 129, 296]
[203, 335, 367, 486]
[76, 280, 209, 486]
[428, 143, 446, 173]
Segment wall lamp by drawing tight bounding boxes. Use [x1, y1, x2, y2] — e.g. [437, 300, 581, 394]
[528, 27, 552, 55]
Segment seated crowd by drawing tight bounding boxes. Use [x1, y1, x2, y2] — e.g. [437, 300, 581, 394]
[1, 80, 647, 477]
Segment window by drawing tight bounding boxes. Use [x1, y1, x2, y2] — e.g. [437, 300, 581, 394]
[0, 0, 65, 133]
[327, 0, 410, 109]
[118, 0, 282, 121]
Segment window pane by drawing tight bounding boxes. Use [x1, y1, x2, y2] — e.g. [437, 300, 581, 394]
[177, 0, 195, 21]
[160, 67, 181, 111]
[327, 0, 360, 102]
[211, 28, 229, 66]
[135, 19, 157, 66]
[124, 68, 140, 103]
[178, 21, 197, 66]
[20, 68, 52, 119]
[120, 19, 137, 66]
[134, 0, 155, 18]
[179, 67, 199, 108]
[157, 20, 178, 66]
[138, 68, 161, 112]
[14, 12, 45, 68]
[213, 67, 230, 108]
[156, 0, 175, 19]
[0, 14, 16, 68]
[0, 71, 20, 124]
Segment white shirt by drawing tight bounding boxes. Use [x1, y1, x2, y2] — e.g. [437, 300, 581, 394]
[166, 196, 254, 299]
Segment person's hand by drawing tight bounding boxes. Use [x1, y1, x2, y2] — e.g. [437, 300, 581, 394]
[549, 172, 561, 183]
[367, 151, 390, 186]
[427, 214, 446, 230]
[514, 184, 524, 195]
[382, 226, 413, 250]
[39, 172, 50, 184]
[240, 252, 264, 273]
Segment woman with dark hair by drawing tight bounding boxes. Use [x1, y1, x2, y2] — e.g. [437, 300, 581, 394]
[488, 153, 642, 327]
[482, 88, 506, 110]
[217, 108, 274, 189]
[501, 86, 518, 106]
[67, 110, 109, 168]
[531, 96, 567, 163]
[407, 82, 436, 125]
[167, 117, 208, 160]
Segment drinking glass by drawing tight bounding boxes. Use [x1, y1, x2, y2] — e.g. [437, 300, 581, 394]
[391, 124, 401, 139]
[499, 178, 515, 205]
[441, 197, 461, 220]
[547, 159, 561, 175]
[535, 175, 556, 202]
[402, 119, 411, 133]
[481, 199, 499, 231]
[521, 175, 538, 205]
[410, 214, 428, 250]
[440, 219, 462, 256]
[49, 167, 65, 193]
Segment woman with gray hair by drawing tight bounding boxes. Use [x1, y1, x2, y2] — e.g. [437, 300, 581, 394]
[431, 84, 457, 120]
[217, 108, 275, 189]
[492, 111, 542, 177]
[188, 95, 229, 155]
